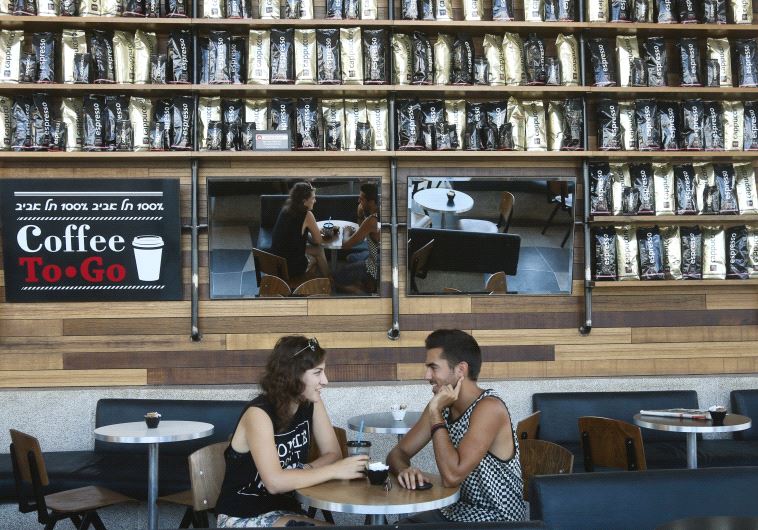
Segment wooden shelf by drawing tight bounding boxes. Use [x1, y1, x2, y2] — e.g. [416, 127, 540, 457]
[0, 14, 192, 30]
[192, 18, 392, 28]
[589, 86, 758, 100]
[0, 83, 193, 94]
[586, 151, 758, 160]
[589, 215, 758, 224]
[592, 279, 758, 287]
[582, 21, 758, 37]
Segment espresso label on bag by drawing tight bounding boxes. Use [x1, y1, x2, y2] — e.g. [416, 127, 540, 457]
[615, 225, 640, 280]
[169, 95, 194, 150]
[295, 97, 319, 150]
[322, 98, 345, 150]
[317, 29, 340, 84]
[434, 34, 453, 85]
[631, 163, 655, 213]
[198, 97, 222, 150]
[230, 36, 246, 84]
[682, 99, 705, 150]
[556, 34, 579, 86]
[271, 28, 294, 84]
[82, 94, 105, 150]
[134, 30, 156, 84]
[702, 226, 726, 279]
[659, 101, 680, 150]
[209, 31, 231, 84]
[593, 226, 617, 280]
[680, 226, 703, 279]
[707, 38, 733, 87]
[675, 164, 698, 213]
[598, 99, 622, 150]
[616, 35, 640, 87]
[589, 38, 617, 87]
[248, 30, 270, 85]
[713, 163, 738, 212]
[726, 225, 749, 278]
[483, 34, 505, 86]
[637, 226, 664, 279]
[562, 97, 583, 150]
[244, 98, 268, 130]
[680, 37, 703, 86]
[452, 36, 474, 85]
[503, 33, 524, 86]
[643, 37, 667, 87]
[736, 39, 758, 87]
[295, 29, 317, 85]
[392, 34, 412, 85]
[168, 30, 192, 84]
[33, 32, 55, 84]
[635, 99, 661, 150]
[703, 100, 725, 150]
[363, 29, 387, 84]
[590, 162, 613, 214]
[744, 101, 758, 150]
[341, 27, 363, 85]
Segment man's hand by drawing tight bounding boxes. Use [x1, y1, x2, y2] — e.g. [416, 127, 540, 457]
[429, 377, 463, 413]
[396, 466, 431, 490]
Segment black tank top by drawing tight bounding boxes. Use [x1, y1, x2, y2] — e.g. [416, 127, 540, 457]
[215, 395, 314, 518]
[270, 209, 308, 278]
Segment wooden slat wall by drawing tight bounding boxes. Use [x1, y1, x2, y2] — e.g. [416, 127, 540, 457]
[0, 153, 756, 388]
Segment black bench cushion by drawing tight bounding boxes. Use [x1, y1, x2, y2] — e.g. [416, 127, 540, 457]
[697, 440, 758, 468]
[530, 467, 758, 530]
[95, 399, 247, 456]
[532, 391, 699, 444]
[731, 390, 758, 441]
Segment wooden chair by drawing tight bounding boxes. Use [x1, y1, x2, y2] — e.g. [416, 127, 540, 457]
[516, 411, 541, 440]
[306, 427, 349, 523]
[160, 441, 228, 528]
[578, 416, 647, 472]
[252, 248, 314, 290]
[408, 239, 435, 294]
[459, 191, 515, 234]
[485, 271, 507, 294]
[520, 439, 573, 502]
[442, 287, 463, 294]
[292, 277, 331, 297]
[258, 274, 291, 297]
[9, 429, 134, 530]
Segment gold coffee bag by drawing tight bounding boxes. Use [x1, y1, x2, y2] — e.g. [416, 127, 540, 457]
[548, 101, 565, 151]
[392, 34, 412, 85]
[524, 100, 547, 151]
[723, 101, 744, 151]
[361, 0, 377, 19]
[0, 30, 23, 83]
[503, 33, 524, 86]
[507, 97, 526, 150]
[129, 96, 153, 151]
[341, 27, 364, 85]
[730, 0, 753, 23]
[653, 162, 676, 215]
[435, 0, 452, 19]
[198, 97, 222, 150]
[113, 31, 135, 84]
[295, 29, 316, 84]
[525, 0, 544, 20]
[434, 34, 453, 85]
[344, 98, 367, 150]
[556, 34, 580, 86]
[463, 0, 482, 20]
[483, 34, 506, 85]
[587, 0, 609, 20]
[707, 37, 733, 87]
[62, 29, 87, 84]
[702, 225, 726, 279]
[60, 97, 83, 151]
[616, 35, 640, 87]
[101, 0, 121, 15]
[259, 0, 279, 18]
[734, 162, 758, 214]
[134, 30, 156, 84]
[37, 0, 60, 16]
[78, 0, 100, 15]
[367, 98, 388, 151]
[247, 30, 270, 85]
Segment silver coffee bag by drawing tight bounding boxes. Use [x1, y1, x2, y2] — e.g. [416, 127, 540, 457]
[322, 98, 345, 150]
[615, 225, 640, 280]
[247, 30, 270, 85]
[366, 98, 388, 151]
[133, 31, 156, 84]
[730, 0, 753, 23]
[62, 30, 87, 84]
[734, 162, 758, 214]
[507, 97, 526, 150]
[556, 34, 579, 86]
[610, 163, 631, 215]
[129, 96, 152, 151]
[707, 37, 733, 87]
[245, 98, 268, 130]
[295, 29, 316, 85]
[259, 0, 279, 18]
[341, 27, 363, 85]
[204, 0, 223, 17]
[301, 0, 314, 18]
[445, 99, 465, 150]
[392, 34, 412, 85]
[198, 97, 222, 150]
[361, 0, 377, 19]
[660, 225, 682, 279]
[523, 100, 547, 151]
[463, 0, 482, 19]
[78, 0, 100, 15]
[434, 34, 452, 85]
[112, 31, 134, 84]
[435, 0, 452, 19]
[587, 0, 609, 20]
[0, 96, 10, 150]
[616, 35, 640, 87]
[344, 98, 367, 150]
[653, 162, 676, 215]
[547, 101, 565, 151]
[702, 225, 726, 279]
[101, 0, 120, 15]
[503, 33, 524, 86]
[483, 34, 506, 86]
[748, 225, 758, 278]
[620, 100, 636, 150]
[60, 97, 83, 151]
[723, 100, 744, 151]
[525, 0, 544, 20]
[36, 0, 59, 15]
[0, 31, 23, 83]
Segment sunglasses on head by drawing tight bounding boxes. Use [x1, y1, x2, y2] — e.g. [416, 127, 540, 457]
[293, 337, 319, 357]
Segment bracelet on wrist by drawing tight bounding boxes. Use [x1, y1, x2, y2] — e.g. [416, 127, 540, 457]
[431, 423, 448, 436]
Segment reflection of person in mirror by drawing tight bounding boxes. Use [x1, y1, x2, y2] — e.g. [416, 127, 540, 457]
[387, 330, 527, 524]
[270, 182, 331, 281]
[335, 182, 380, 294]
[215, 336, 368, 528]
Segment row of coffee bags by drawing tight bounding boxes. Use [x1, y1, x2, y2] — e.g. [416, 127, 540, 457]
[0, 0, 188, 16]
[596, 99, 758, 151]
[0, 93, 194, 151]
[198, 97, 388, 150]
[586, 0, 753, 23]
[589, 36, 757, 88]
[590, 161, 758, 216]
[395, 98, 584, 151]
[204, 0, 377, 18]
[0, 29, 188, 84]
[593, 224, 758, 280]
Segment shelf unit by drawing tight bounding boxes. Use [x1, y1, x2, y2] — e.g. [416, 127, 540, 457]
[2, 7, 757, 338]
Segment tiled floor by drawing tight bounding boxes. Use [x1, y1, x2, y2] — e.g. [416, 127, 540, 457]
[209, 223, 258, 299]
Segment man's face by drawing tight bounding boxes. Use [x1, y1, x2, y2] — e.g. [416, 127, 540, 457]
[424, 347, 460, 394]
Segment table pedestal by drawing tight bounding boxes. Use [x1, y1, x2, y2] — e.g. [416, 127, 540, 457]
[686, 433, 697, 469]
[148, 443, 159, 530]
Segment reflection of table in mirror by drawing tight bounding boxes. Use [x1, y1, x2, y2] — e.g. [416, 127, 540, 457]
[412, 189, 474, 229]
[295, 474, 459, 525]
[348, 412, 423, 442]
[633, 413, 751, 469]
[316, 220, 360, 269]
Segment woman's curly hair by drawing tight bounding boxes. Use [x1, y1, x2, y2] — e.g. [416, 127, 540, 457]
[283, 181, 315, 217]
[260, 335, 325, 432]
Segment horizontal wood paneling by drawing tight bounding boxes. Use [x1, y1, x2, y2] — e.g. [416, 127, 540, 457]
[0, 369, 147, 388]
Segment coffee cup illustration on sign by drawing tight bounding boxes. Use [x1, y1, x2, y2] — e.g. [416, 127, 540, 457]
[132, 235, 164, 281]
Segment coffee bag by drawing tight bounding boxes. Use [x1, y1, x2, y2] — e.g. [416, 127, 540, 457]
[483, 34, 506, 86]
[165, 0, 188, 17]
[656, 0, 677, 21]
[524, 34, 546, 85]
[587, 0, 609, 20]
[245, 98, 268, 130]
[707, 37, 732, 87]
[445, 99, 465, 150]
[615, 225, 640, 280]
[736, 39, 758, 87]
[411, 31, 432, 85]
[506, 97, 525, 150]
[523, 100, 547, 151]
[678, 0, 698, 22]
[610, 0, 633, 21]
[556, 34, 579, 86]
[366, 99, 388, 151]
[295, 97, 319, 150]
[598, 99, 622, 150]
[270, 28, 294, 84]
[134, 30, 156, 84]
[675, 164, 699, 213]
[396, 99, 422, 150]
[749, 225, 758, 278]
[637, 226, 664, 279]
[619, 100, 636, 150]
[653, 163, 675, 215]
[60, 97, 82, 151]
[326, 0, 342, 18]
[434, 34, 452, 85]
[463, 0, 482, 19]
[82, 94, 106, 150]
[317, 29, 340, 84]
[363, 29, 387, 84]
[259, 0, 279, 18]
[643, 36, 668, 87]
[248, 30, 270, 85]
[341, 27, 363, 84]
[33, 32, 56, 84]
[593, 226, 617, 280]
[401, 0, 418, 18]
[168, 30, 192, 84]
[658, 100, 680, 150]
[616, 35, 640, 87]
[682, 98, 705, 150]
[589, 38, 617, 87]
[503, 33, 524, 86]
[128, 96, 152, 151]
[294, 29, 316, 85]
[703, 100, 725, 150]
[78, 0, 100, 15]
[208, 31, 231, 84]
[62, 30, 86, 84]
[199, 97, 222, 150]
[103, 94, 128, 151]
[679, 37, 702, 86]
[392, 34, 412, 85]
[712, 163, 738, 213]
[744, 101, 758, 150]
[702, 226, 726, 279]
[659, 225, 682, 279]
[722, 100, 744, 151]
[725, 225, 749, 278]
[204, 0, 223, 17]
[524, 0, 544, 20]
[734, 162, 758, 213]
[610, 163, 631, 215]
[361, 0, 377, 18]
[170, 95, 194, 150]
[729, 0, 752, 23]
[548, 101, 565, 151]
[636, 99, 661, 150]
[451, 36, 474, 85]
[492, 0, 515, 19]
[0, 96, 11, 150]
[702, 0, 727, 21]
[322, 98, 344, 150]
[680, 226, 703, 279]
[631, 162, 656, 213]
[590, 162, 613, 214]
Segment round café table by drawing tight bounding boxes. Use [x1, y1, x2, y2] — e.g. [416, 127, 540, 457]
[94, 420, 214, 530]
[633, 413, 751, 469]
[348, 411, 423, 442]
[412, 188, 474, 229]
[295, 474, 459, 525]
[316, 220, 360, 270]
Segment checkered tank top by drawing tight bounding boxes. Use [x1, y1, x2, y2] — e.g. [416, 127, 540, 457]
[441, 389, 527, 523]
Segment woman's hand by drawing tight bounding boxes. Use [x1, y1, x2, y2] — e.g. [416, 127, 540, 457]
[330, 455, 369, 480]
[396, 466, 431, 489]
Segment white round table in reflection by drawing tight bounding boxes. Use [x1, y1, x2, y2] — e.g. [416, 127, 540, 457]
[412, 188, 474, 229]
[316, 220, 360, 270]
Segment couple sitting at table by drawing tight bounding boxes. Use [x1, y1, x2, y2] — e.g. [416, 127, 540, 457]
[215, 330, 526, 527]
[269, 181, 379, 294]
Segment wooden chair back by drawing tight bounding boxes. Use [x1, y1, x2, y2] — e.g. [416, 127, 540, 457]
[516, 411, 541, 440]
[9, 429, 48, 486]
[520, 439, 573, 502]
[409, 239, 435, 293]
[579, 416, 647, 472]
[293, 277, 331, 297]
[443, 287, 463, 294]
[188, 441, 228, 512]
[485, 271, 507, 294]
[252, 248, 290, 281]
[308, 426, 349, 461]
[498, 192, 515, 232]
[258, 275, 291, 297]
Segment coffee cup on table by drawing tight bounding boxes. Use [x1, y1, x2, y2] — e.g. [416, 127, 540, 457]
[391, 404, 407, 421]
[346, 440, 371, 458]
[366, 462, 389, 485]
[144, 412, 161, 429]
[709, 405, 727, 425]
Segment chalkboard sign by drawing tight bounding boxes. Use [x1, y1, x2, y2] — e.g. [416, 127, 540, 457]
[0, 179, 182, 302]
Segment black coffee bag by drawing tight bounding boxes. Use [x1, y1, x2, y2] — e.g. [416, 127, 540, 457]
[420, 0, 434, 19]
[493, 0, 516, 19]
[11, 96, 32, 151]
[558, 0, 576, 18]
[597, 99, 622, 150]
[223, 98, 243, 150]
[682, 99, 705, 150]
[726, 225, 749, 278]
[631, 162, 656, 213]
[33, 33, 55, 84]
[396, 99, 423, 150]
[589, 38, 617, 87]
[675, 164, 699, 213]
[680, 37, 702, 86]
[593, 226, 617, 280]
[736, 39, 758, 87]
[326, 0, 343, 18]
[363, 29, 388, 84]
[745, 101, 758, 150]
[451, 36, 474, 85]
[411, 32, 433, 85]
[230, 36, 246, 84]
[524, 34, 546, 85]
[271, 98, 295, 141]
[83, 94, 106, 151]
[208, 31, 231, 84]
[11, 0, 36, 15]
[643, 36, 668, 87]
[199, 42, 210, 84]
[658, 101, 680, 150]
[680, 226, 703, 279]
[703, 100, 725, 150]
[166, 0, 189, 17]
[401, 0, 418, 18]
[610, 0, 633, 21]
[656, 0, 677, 21]
[90, 31, 115, 84]
[713, 163, 738, 213]
[590, 162, 613, 215]
[635, 100, 661, 150]
[317, 29, 341, 84]
[421, 100, 445, 150]
[124, 0, 146, 15]
[677, 0, 698, 22]
[271, 28, 295, 84]
[343, 0, 359, 18]
[168, 30, 193, 84]
[296, 97, 319, 150]
[104, 94, 129, 151]
[170, 96, 194, 150]
[702, 0, 726, 21]
[31, 93, 53, 150]
[637, 226, 665, 279]
[562, 97, 583, 150]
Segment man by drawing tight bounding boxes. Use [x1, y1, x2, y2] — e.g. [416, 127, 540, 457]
[386, 329, 526, 523]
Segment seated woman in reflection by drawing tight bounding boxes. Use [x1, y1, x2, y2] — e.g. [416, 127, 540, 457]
[270, 182, 331, 281]
[335, 183, 380, 294]
[215, 336, 368, 528]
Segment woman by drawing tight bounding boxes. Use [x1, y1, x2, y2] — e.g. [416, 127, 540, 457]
[270, 182, 331, 281]
[335, 182, 380, 294]
[215, 336, 368, 528]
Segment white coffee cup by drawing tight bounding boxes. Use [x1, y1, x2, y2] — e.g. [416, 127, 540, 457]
[132, 235, 164, 281]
